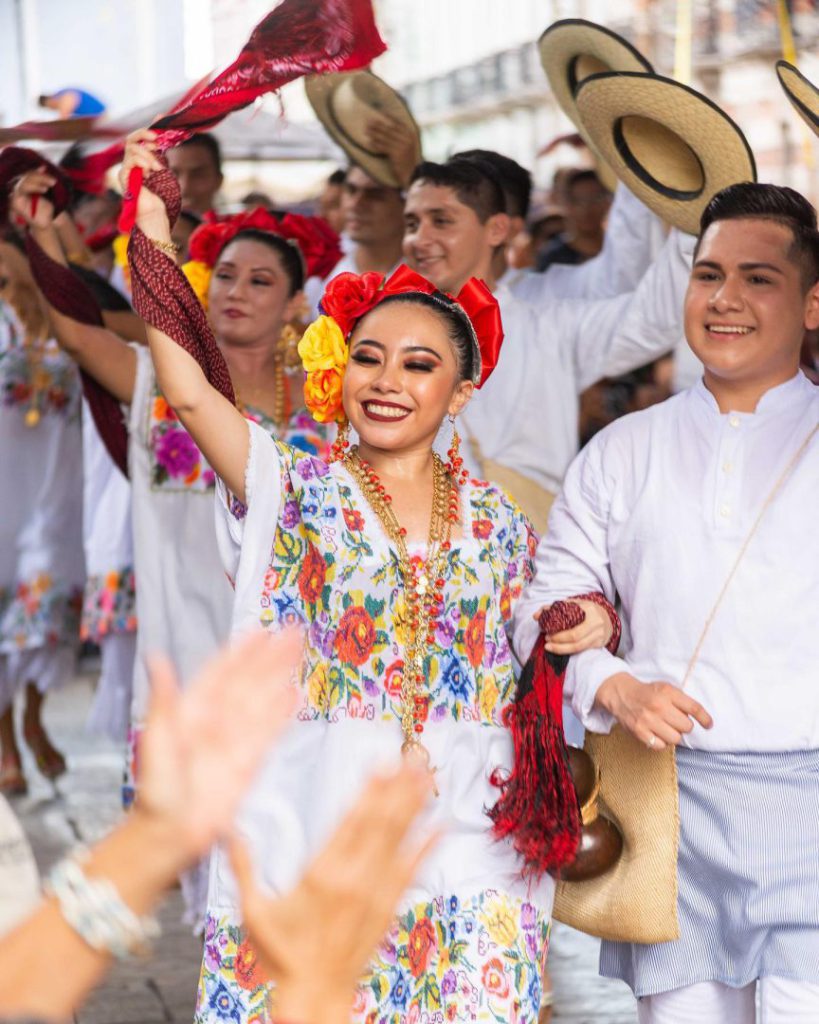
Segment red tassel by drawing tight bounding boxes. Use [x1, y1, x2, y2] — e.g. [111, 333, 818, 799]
[117, 167, 143, 233]
[489, 593, 621, 878]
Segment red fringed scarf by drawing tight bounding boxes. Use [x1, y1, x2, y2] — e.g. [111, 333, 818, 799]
[489, 593, 621, 878]
[120, 0, 386, 231]
[128, 167, 235, 405]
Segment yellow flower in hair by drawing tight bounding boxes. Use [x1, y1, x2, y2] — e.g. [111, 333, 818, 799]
[112, 233, 129, 269]
[298, 315, 348, 373]
[182, 260, 212, 312]
[303, 367, 345, 423]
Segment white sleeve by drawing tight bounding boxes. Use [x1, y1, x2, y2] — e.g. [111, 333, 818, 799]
[518, 185, 667, 305]
[512, 437, 624, 733]
[556, 228, 694, 393]
[214, 420, 283, 635]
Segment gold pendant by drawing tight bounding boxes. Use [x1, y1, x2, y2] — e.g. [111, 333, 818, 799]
[25, 407, 40, 428]
[401, 738, 439, 797]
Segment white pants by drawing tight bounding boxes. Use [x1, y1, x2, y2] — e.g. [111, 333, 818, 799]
[637, 978, 819, 1023]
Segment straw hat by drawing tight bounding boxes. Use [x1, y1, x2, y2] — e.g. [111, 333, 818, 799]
[776, 60, 819, 137]
[538, 20, 653, 139]
[305, 70, 421, 188]
[574, 71, 757, 235]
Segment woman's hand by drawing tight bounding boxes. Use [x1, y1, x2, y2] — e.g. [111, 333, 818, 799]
[595, 671, 713, 751]
[230, 763, 437, 1024]
[9, 168, 57, 230]
[119, 128, 170, 233]
[538, 598, 613, 655]
[135, 629, 301, 862]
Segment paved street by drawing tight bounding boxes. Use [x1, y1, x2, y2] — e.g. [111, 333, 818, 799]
[11, 668, 637, 1023]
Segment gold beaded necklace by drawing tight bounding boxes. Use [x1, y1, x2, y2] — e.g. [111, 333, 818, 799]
[344, 447, 460, 791]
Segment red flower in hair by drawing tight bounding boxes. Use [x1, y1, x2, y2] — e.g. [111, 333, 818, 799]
[187, 206, 341, 279]
[320, 271, 385, 336]
[188, 220, 239, 267]
[278, 213, 342, 280]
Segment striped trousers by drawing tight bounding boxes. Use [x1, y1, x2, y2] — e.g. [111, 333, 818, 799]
[602, 747, 819, 997]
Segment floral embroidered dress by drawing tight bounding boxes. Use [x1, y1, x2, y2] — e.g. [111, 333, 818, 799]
[195, 422, 555, 1024]
[81, 406, 137, 741]
[0, 300, 84, 711]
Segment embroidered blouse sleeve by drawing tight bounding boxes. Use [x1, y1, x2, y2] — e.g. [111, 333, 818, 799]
[214, 421, 283, 617]
[499, 495, 538, 649]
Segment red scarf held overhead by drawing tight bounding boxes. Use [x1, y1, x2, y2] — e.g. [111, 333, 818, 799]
[120, 0, 386, 231]
[489, 594, 621, 879]
[128, 167, 235, 406]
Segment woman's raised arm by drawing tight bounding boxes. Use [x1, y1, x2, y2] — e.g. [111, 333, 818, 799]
[122, 130, 251, 501]
[10, 171, 137, 405]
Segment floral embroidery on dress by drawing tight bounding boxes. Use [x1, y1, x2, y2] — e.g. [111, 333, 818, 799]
[0, 576, 83, 652]
[0, 334, 80, 420]
[147, 388, 332, 493]
[80, 567, 137, 642]
[195, 891, 549, 1024]
[249, 443, 535, 727]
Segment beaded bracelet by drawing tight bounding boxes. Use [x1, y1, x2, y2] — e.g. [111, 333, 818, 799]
[45, 851, 160, 959]
[147, 236, 181, 257]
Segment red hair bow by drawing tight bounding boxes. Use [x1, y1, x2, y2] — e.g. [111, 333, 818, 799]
[188, 207, 342, 280]
[320, 263, 503, 388]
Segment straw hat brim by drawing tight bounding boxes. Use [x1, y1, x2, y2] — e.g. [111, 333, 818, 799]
[538, 20, 653, 141]
[305, 70, 421, 189]
[776, 60, 819, 138]
[574, 71, 756, 235]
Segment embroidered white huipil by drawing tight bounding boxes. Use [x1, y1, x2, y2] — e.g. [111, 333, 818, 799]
[0, 302, 84, 707]
[513, 372, 819, 753]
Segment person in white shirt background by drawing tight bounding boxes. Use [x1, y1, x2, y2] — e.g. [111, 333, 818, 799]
[514, 181, 819, 1024]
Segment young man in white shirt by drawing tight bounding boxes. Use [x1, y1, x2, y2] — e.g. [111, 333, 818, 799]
[513, 182, 819, 1023]
[402, 157, 691, 530]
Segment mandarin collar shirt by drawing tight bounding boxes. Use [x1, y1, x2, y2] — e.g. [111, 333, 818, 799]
[513, 372, 819, 752]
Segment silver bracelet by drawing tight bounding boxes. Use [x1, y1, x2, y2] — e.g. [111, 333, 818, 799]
[45, 850, 160, 959]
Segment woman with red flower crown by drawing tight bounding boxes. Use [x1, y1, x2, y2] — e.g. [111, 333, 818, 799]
[6, 163, 339, 923]
[118, 131, 616, 1024]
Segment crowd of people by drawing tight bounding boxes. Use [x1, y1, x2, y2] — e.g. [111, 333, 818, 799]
[0, 9, 818, 1024]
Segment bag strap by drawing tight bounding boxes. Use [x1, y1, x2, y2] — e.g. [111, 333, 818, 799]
[682, 420, 819, 687]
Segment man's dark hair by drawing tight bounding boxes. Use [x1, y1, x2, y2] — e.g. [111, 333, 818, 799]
[177, 133, 223, 176]
[327, 168, 346, 187]
[453, 149, 532, 219]
[696, 182, 819, 290]
[409, 159, 506, 223]
[563, 168, 608, 199]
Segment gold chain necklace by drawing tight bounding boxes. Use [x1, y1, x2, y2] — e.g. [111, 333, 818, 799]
[343, 447, 459, 791]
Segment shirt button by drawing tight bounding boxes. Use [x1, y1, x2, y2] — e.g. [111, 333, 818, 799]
[722, 462, 733, 473]
[720, 504, 731, 517]
[729, 415, 740, 428]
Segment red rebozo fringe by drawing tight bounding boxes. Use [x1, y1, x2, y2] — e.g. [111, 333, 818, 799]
[120, 0, 386, 231]
[489, 593, 621, 878]
[127, 167, 235, 405]
[24, 234, 130, 477]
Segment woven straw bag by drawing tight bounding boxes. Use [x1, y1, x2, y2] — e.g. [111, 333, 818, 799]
[552, 729, 679, 942]
[553, 422, 819, 945]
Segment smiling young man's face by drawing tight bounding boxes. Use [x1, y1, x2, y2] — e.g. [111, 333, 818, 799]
[685, 217, 819, 391]
[402, 181, 507, 295]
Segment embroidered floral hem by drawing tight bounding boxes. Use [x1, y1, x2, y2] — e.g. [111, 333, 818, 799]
[80, 567, 137, 642]
[0, 577, 82, 652]
[194, 889, 550, 1023]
